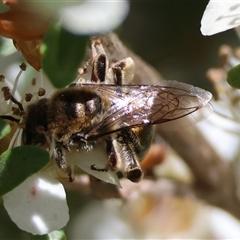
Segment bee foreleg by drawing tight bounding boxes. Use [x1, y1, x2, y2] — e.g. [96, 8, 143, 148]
[54, 142, 74, 182]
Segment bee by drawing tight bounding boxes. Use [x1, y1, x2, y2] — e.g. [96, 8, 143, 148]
[1, 39, 212, 183]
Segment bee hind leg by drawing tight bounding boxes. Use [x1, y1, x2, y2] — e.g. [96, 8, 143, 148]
[54, 142, 74, 182]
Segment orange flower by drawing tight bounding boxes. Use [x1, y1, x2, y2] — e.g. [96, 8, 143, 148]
[0, 0, 50, 70]
[140, 143, 166, 176]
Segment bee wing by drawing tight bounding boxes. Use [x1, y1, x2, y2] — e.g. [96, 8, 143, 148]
[83, 80, 212, 140]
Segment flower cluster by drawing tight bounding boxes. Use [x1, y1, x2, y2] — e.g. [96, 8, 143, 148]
[0, 0, 129, 236]
[201, 0, 240, 36]
[200, 1, 240, 163]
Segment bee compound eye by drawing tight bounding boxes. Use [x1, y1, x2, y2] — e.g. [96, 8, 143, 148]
[127, 168, 143, 183]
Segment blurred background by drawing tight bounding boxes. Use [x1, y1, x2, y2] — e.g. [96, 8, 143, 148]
[119, 0, 239, 88]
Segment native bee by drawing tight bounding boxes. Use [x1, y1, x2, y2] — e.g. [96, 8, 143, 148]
[0, 39, 212, 183]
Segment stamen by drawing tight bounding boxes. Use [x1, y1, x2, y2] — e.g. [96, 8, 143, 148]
[38, 70, 44, 89]
[8, 127, 21, 149]
[25, 93, 33, 102]
[32, 78, 36, 86]
[12, 66, 25, 97]
[15, 128, 23, 147]
[38, 88, 46, 97]
[12, 107, 21, 116]
[10, 95, 24, 111]
[0, 115, 20, 123]
[27, 91, 44, 102]
[47, 136, 55, 158]
[0, 74, 5, 82]
[19, 63, 27, 71]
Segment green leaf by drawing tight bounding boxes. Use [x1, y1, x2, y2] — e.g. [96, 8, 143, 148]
[41, 23, 89, 88]
[227, 64, 240, 89]
[0, 146, 49, 196]
[0, 1, 9, 14]
[30, 230, 66, 240]
[0, 118, 11, 139]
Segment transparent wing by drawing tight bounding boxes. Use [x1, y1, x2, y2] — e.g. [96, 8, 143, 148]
[81, 80, 212, 140]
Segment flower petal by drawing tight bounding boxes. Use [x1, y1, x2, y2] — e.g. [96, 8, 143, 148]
[69, 143, 121, 187]
[59, 0, 129, 35]
[201, 1, 240, 36]
[0, 11, 49, 40]
[13, 39, 41, 70]
[2, 173, 69, 235]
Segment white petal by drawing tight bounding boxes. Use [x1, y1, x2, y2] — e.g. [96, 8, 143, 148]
[2, 173, 69, 235]
[201, 1, 240, 36]
[69, 143, 121, 187]
[209, 207, 240, 238]
[59, 0, 129, 35]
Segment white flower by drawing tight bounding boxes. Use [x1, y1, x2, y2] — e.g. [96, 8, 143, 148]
[0, 60, 69, 235]
[69, 142, 121, 187]
[0, 0, 129, 234]
[60, 0, 130, 35]
[0, 48, 120, 235]
[201, 1, 240, 36]
[2, 173, 69, 235]
[28, 0, 129, 35]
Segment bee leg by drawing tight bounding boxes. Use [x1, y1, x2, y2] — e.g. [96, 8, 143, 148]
[54, 142, 74, 182]
[91, 39, 109, 83]
[111, 57, 135, 85]
[89, 136, 140, 177]
[90, 38, 135, 85]
[106, 136, 144, 183]
[91, 53, 108, 82]
[89, 139, 118, 173]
